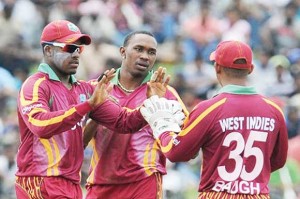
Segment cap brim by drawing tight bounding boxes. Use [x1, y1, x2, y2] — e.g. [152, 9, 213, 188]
[209, 51, 216, 61]
[56, 34, 91, 45]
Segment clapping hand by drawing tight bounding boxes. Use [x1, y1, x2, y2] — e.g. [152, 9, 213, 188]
[147, 66, 170, 98]
[88, 68, 116, 108]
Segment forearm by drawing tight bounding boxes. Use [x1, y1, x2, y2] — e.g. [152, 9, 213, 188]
[21, 102, 92, 138]
[90, 100, 147, 133]
[83, 119, 98, 148]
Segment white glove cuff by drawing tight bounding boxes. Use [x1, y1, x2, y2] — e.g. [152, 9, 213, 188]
[152, 119, 181, 139]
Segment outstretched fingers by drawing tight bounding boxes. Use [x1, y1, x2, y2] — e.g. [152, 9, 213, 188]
[147, 67, 171, 98]
[151, 67, 170, 86]
[98, 68, 116, 83]
[90, 68, 116, 108]
[163, 75, 170, 87]
[150, 67, 164, 83]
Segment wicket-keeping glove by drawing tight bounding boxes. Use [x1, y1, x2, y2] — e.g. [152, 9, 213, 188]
[167, 100, 186, 126]
[140, 95, 185, 139]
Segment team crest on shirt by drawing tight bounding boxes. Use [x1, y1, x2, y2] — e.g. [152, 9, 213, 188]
[79, 94, 86, 102]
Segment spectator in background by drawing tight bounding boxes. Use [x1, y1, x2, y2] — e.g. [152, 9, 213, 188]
[182, 53, 217, 100]
[260, 1, 300, 53]
[221, 6, 251, 44]
[78, 38, 121, 80]
[169, 72, 187, 97]
[248, 48, 274, 94]
[142, 0, 181, 44]
[7, 0, 44, 47]
[12, 67, 30, 90]
[77, 0, 116, 43]
[287, 48, 300, 67]
[288, 72, 300, 98]
[109, 0, 143, 46]
[142, 0, 165, 43]
[0, 0, 20, 49]
[180, 90, 202, 112]
[0, 129, 18, 199]
[285, 105, 300, 139]
[0, 67, 18, 118]
[181, 1, 222, 63]
[0, 0, 41, 74]
[265, 55, 294, 97]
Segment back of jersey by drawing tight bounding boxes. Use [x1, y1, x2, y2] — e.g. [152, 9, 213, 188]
[198, 92, 288, 195]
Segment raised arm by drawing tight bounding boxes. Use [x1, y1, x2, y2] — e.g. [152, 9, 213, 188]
[86, 67, 173, 136]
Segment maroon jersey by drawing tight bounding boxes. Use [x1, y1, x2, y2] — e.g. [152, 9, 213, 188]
[159, 85, 288, 195]
[86, 69, 188, 186]
[16, 63, 146, 184]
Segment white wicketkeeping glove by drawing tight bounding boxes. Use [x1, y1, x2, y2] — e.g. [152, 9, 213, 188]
[167, 100, 186, 126]
[140, 95, 185, 139]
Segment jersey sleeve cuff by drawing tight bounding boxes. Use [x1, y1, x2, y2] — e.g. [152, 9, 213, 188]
[76, 101, 93, 116]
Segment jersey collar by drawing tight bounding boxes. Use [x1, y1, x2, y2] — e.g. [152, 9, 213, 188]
[217, 84, 258, 95]
[38, 63, 77, 83]
[110, 68, 153, 85]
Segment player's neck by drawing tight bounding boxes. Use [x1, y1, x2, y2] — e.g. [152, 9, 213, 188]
[56, 73, 72, 89]
[118, 76, 143, 92]
[119, 70, 144, 91]
[222, 79, 248, 87]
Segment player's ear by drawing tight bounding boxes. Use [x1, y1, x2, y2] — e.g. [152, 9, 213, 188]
[215, 63, 221, 74]
[119, 46, 126, 59]
[43, 45, 53, 57]
[248, 64, 254, 74]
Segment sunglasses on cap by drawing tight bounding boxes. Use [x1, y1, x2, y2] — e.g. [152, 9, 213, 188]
[42, 41, 84, 54]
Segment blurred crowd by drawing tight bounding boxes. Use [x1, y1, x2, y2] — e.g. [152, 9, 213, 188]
[0, 0, 300, 198]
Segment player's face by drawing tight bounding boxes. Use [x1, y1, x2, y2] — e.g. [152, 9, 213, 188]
[121, 34, 157, 77]
[47, 41, 83, 76]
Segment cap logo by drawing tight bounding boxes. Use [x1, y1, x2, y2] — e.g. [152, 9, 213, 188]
[67, 23, 79, 32]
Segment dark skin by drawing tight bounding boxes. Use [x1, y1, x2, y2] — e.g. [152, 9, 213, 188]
[214, 63, 253, 87]
[43, 40, 116, 108]
[43, 41, 82, 89]
[119, 33, 164, 92]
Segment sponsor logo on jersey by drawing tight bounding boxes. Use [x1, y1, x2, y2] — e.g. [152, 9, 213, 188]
[71, 115, 86, 130]
[22, 103, 43, 114]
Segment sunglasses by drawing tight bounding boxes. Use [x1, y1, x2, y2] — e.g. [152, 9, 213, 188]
[42, 41, 84, 54]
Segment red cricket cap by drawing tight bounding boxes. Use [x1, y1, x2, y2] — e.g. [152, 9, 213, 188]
[210, 40, 253, 71]
[40, 20, 91, 45]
